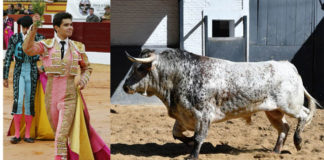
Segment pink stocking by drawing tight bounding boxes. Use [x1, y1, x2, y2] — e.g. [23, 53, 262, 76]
[55, 155, 64, 160]
[13, 114, 22, 138]
[25, 115, 33, 138]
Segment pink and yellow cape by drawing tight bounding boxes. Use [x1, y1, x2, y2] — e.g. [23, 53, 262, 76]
[8, 73, 110, 160]
[4, 26, 14, 49]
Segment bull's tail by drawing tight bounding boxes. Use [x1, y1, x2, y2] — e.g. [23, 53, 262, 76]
[304, 89, 319, 123]
[293, 88, 318, 151]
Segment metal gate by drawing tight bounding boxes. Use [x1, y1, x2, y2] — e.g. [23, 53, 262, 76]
[203, 1, 248, 62]
[204, 16, 247, 62]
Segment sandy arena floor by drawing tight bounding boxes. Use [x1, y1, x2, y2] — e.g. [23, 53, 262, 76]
[3, 63, 110, 160]
[111, 104, 324, 160]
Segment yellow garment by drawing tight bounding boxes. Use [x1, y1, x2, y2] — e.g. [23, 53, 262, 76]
[69, 88, 94, 160]
[8, 80, 55, 139]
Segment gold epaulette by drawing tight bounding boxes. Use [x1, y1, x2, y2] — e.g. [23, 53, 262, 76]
[40, 38, 55, 48]
[70, 40, 85, 53]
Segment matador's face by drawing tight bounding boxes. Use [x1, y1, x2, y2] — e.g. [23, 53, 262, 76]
[56, 18, 73, 39]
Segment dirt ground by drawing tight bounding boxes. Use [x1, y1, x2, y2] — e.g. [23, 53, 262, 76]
[111, 105, 324, 160]
[3, 64, 110, 160]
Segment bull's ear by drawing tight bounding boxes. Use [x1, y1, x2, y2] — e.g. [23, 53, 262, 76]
[125, 51, 156, 63]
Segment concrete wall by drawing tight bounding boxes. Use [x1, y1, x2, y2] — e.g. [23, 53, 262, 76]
[111, 0, 179, 46]
[182, 0, 206, 55]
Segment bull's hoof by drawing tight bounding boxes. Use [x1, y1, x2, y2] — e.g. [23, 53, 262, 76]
[294, 143, 302, 151]
[294, 133, 302, 151]
[273, 149, 281, 154]
[273, 145, 282, 154]
[184, 155, 198, 160]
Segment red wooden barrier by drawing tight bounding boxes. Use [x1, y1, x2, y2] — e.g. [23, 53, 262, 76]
[71, 22, 110, 52]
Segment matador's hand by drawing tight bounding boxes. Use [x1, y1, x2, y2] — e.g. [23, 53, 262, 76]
[3, 79, 9, 88]
[77, 80, 85, 90]
[32, 13, 41, 28]
[37, 66, 44, 73]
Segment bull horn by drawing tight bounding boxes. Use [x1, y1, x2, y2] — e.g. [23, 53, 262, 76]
[125, 51, 156, 63]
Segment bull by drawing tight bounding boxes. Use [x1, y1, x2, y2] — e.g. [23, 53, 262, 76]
[123, 49, 319, 160]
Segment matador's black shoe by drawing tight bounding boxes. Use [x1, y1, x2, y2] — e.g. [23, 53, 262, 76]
[10, 137, 21, 144]
[24, 137, 35, 143]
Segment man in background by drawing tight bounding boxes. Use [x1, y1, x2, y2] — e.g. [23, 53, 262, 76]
[24, 4, 34, 15]
[101, 5, 110, 21]
[3, 11, 14, 49]
[6, 4, 16, 14]
[15, 3, 24, 14]
[4, 16, 44, 144]
[86, 7, 100, 22]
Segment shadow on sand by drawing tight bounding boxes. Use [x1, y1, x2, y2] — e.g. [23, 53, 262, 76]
[111, 142, 274, 158]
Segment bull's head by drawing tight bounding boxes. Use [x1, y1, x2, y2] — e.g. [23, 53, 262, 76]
[123, 49, 157, 96]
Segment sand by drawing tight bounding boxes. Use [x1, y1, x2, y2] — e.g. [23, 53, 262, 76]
[3, 63, 110, 160]
[111, 104, 324, 160]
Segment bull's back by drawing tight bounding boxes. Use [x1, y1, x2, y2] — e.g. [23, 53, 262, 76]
[202, 60, 302, 118]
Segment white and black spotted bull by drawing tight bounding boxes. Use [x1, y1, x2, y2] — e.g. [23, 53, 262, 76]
[123, 49, 321, 160]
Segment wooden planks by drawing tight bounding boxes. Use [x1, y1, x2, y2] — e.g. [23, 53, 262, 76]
[251, 0, 313, 46]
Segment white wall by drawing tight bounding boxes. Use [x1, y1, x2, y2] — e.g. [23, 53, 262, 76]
[183, 0, 206, 55]
[86, 52, 110, 65]
[111, 0, 179, 46]
[183, 0, 249, 55]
